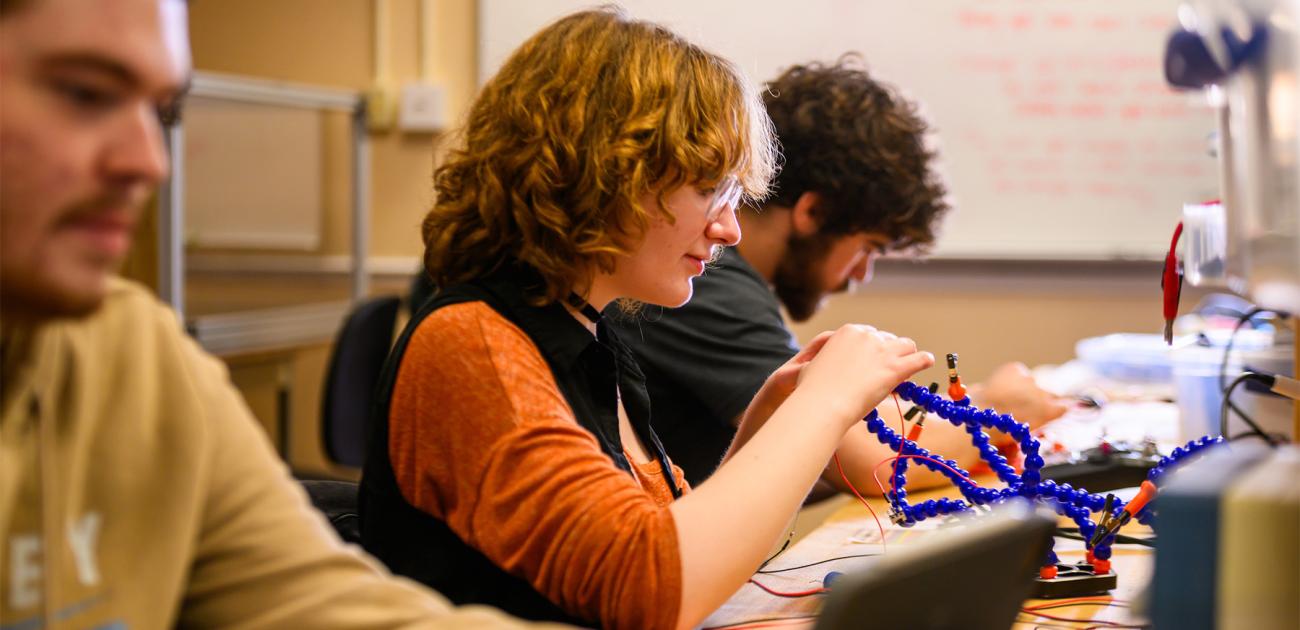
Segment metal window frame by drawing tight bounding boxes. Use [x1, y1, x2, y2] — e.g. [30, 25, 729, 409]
[158, 71, 371, 320]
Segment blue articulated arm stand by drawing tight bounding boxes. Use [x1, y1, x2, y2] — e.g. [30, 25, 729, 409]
[864, 381, 1221, 593]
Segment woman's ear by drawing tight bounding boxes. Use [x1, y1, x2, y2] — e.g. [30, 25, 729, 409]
[790, 191, 825, 237]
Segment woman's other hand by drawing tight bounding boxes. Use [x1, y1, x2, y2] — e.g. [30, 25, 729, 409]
[794, 324, 934, 427]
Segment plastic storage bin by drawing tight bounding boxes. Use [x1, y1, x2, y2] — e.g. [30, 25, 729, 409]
[1075, 334, 1174, 383]
[1171, 343, 1294, 442]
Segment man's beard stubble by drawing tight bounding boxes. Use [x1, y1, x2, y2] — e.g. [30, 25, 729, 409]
[771, 232, 831, 323]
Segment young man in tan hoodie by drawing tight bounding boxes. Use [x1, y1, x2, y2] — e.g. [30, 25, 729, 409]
[0, 1, 557, 628]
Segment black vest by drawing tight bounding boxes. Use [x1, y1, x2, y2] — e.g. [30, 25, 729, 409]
[359, 269, 680, 625]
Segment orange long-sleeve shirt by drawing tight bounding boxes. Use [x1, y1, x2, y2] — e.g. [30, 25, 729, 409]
[387, 301, 690, 630]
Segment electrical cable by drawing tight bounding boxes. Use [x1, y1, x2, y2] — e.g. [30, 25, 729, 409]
[755, 534, 793, 572]
[746, 577, 828, 598]
[1217, 307, 1266, 388]
[755, 553, 877, 575]
[1028, 603, 1129, 613]
[1220, 372, 1277, 445]
[1023, 597, 1127, 610]
[1017, 609, 1148, 628]
[1227, 430, 1283, 443]
[833, 453, 887, 553]
[1216, 307, 1272, 436]
[1018, 597, 1145, 628]
[872, 454, 979, 494]
[1055, 527, 1155, 548]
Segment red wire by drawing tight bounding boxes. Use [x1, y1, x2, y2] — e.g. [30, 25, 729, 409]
[833, 453, 887, 553]
[1019, 607, 1145, 628]
[746, 577, 829, 598]
[870, 454, 982, 507]
[1024, 597, 1125, 611]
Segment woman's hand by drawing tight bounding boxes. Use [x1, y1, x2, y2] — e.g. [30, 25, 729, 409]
[752, 331, 835, 410]
[793, 324, 934, 428]
[730, 332, 834, 446]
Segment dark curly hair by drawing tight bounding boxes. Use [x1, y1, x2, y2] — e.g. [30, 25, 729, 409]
[763, 54, 949, 250]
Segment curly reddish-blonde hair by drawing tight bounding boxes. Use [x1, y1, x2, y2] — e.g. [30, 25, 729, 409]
[422, 7, 776, 302]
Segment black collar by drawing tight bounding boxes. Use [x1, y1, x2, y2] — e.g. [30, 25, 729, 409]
[567, 293, 603, 325]
[474, 267, 597, 370]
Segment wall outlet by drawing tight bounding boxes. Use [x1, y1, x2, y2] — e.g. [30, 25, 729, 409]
[365, 83, 398, 132]
[398, 82, 446, 133]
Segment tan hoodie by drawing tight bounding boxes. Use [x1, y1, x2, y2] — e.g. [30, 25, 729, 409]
[0, 278, 560, 629]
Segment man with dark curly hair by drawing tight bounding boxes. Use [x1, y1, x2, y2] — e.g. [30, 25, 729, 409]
[609, 56, 1066, 493]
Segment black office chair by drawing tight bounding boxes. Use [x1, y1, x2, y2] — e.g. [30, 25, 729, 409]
[321, 295, 402, 468]
[300, 479, 362, 544]
[409, 269, 436, 318]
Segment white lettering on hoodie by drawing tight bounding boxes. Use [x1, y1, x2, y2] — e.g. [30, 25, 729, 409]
[7, 512, 102, 609]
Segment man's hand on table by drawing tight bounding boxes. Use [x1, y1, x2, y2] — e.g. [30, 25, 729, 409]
[970, 362, 1069, 432]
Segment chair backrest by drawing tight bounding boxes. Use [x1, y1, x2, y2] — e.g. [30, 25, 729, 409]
[300, 479, 361, 544]
[322, 295, 401, 468]
[409, 269, 436, 318]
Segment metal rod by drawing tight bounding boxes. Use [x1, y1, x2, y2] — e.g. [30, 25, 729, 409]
[351, 103, 371, 303]
[159, 124, 186, 319]
[191, 72, 360, 111]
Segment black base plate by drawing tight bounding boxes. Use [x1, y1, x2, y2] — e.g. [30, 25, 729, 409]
[1032, 562, 1118, 598]
[1040, 459, 1156, 493]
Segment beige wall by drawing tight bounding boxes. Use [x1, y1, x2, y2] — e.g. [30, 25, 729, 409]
[187, 1, 1189, 380]
[189, 0, 478, 260]
[188, 1, 481, 475]
[187, 3, 1292, 470]
[789, 261, 1209, 384]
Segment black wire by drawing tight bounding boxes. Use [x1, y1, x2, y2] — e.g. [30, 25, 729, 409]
[1057, 527, 1155, 547]
[1228, 431, 1286, 444]
[1027, 601, 1130, 612]
[1217, 308, 1271, 433]
[755, 534, 792, 572]
[1218, 308, 1266, 390]
[755, 553, 878, 575]
[1055, 529, 1156, 548]
[1220, 373, 1277, 446]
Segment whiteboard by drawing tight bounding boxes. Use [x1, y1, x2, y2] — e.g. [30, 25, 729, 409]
[479, 0, 1218, 260]
[183, 98, 324, 250]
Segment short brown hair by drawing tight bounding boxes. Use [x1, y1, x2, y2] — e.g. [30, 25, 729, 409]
[422, 7, 776, 302]
[0, 0, 33, 15]
[1, 0, 188, 17]
[763, 55, 949, 251]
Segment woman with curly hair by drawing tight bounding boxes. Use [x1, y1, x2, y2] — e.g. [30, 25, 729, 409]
[358, 9, 933, 630]
[606, 56, 1065, 497]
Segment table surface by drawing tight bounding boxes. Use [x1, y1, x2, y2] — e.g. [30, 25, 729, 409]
[700, 478, 1154, 630]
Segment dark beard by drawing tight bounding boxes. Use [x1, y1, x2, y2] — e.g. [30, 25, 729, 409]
[771, 232, 831, 323]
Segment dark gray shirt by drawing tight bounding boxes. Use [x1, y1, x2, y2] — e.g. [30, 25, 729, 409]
[606, 248, 799, 485]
